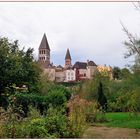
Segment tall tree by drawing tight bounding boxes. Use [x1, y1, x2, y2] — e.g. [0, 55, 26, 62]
[0, 37, 41, 94]
[97, 82, 107, 111]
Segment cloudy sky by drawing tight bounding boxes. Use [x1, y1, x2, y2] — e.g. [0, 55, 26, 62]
[0, 2, 140, 68]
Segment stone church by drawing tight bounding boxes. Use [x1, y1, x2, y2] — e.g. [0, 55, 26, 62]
[38, 33, 112, 82]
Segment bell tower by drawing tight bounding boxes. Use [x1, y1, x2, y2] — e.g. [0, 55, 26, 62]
[38, 33, 50, 68]
[65, 48, 72, 68]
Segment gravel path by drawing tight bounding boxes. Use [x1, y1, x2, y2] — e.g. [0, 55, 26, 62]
[82, 126, 140, 139]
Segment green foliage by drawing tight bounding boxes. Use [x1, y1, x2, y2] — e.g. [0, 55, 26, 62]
[0, 105, 82, 138]
[38, 76, 72, 99]
[112, 67, 122, 80]
[44, 106, 69, 138]
[106, 71, 140, 112]
[97, 82, 107, 111]
[79, 73, 109, 103]
[38, 73, 54, 95]
[68, 97, 88, 136]
[9, 85, 71, 116]
[0, 37, 41, 94]
[46, 90, 67, 107]
[68, 95, 106, 136]
[121, 68, 131, 79]
[48, 84, 72, 100]
[84, 101, 107, 124]
[0, 105, 23, 138]
[112, 67, 131, 80]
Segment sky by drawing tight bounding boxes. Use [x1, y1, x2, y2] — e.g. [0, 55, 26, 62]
[0, 2, 140, 68]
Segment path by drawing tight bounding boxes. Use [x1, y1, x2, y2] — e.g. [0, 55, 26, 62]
[82, 126, 140, 139]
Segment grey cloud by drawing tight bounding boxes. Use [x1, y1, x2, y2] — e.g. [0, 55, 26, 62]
[0, 2, 139, 68]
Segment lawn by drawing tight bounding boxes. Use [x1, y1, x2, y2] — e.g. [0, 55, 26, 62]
[82, 112, 140, 138]
[102, 112, 140, 129]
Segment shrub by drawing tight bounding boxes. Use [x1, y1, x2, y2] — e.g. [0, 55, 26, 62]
[48, 84, 72, 100]
[9, 87, 70, 116]
[0, 105, 23, 138]
[44, 106, 68, 138]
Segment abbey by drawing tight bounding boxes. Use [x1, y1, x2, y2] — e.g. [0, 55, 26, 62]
[38, 33, 113, 82]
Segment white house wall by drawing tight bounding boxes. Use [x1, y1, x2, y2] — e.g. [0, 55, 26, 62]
[65, 69, 75, 82]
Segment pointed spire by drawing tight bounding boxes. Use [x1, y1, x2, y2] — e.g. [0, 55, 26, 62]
[65, 48, 71, 60]
[39, 33, 50, 51]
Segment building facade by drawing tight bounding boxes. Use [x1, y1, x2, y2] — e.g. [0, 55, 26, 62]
[38, 33, 112, 82]
[65, 68, 76, 82]
[73, 60, 97, 81]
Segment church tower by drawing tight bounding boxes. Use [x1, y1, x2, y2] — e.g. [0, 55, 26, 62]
[65, 48, 72, 68]
[38, 33, 50, 68]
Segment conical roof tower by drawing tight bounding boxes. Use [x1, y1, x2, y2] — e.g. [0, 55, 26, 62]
[38, 33, 50, 68]
[65, 48, 71, 60]
[65, 48, 72, 68]
[39, 33, 50, 50]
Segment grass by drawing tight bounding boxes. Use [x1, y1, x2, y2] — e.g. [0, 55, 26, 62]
[82, 112, 140, 138]
[101, 112, 140, 129]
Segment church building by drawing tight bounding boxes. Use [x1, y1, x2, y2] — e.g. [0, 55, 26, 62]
[38, 33, 112, 82]
[38, 33, 51, 68]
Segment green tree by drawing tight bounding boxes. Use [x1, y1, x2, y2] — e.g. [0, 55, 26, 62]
[121, 68, 131, 79]
[0, 37, 41, 94]
[112, 67, 121, 80]
[97, 82, 107, 111]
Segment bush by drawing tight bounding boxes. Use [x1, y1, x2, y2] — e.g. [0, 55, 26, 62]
[46, 90, 67, 108]
[106, 74, 140, 112]
[48, 84, 72, 100]
[22, 119, 55, 138]
[9, 87, 71, 116]
[15, 106, 81, 138]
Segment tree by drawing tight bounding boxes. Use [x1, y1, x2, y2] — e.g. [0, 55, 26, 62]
[112, 67, 121, 80]
[97, 82, 107, 111]
[121, 68, 131, 79]
[0, 37, 41, 94]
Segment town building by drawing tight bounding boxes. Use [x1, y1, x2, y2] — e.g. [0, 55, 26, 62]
[73, 60, 97, 81]
[38, 33, 112, 82]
